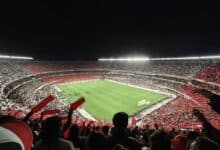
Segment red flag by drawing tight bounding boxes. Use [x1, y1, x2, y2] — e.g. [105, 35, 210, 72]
[31, 95, 55, 113]
[42, 109, 60, 116]
[70, 97, 85, 110]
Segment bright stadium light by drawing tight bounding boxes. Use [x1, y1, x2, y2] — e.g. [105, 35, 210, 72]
[98, 55, 220, 61]
[150, 55, 220, 60]
[0, 54, 33, 60]
[98, 57, 150, 62]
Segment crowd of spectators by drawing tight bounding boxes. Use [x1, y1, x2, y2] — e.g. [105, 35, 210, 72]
[20, 61, 107, 74]
[0, 61, 30, 86]
[195, 64, 220, 84]
[0, 61, 32, 115]
[106, 73, 184, 91]
[143, 86, 220, 129]
[1, 109, 220, 150]
[40, 73, 104, 84]
[105, 60, 208, 77]
[0, 61, 67, 113]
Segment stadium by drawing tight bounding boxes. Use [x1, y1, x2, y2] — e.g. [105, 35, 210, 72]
[1, 3, 220, 150]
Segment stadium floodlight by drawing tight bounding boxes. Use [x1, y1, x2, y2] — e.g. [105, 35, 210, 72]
[150, 55, 220, 60]
[99, 55, 220, 61]
[0, 54, 33, 60]
[98, 57, 150, 62]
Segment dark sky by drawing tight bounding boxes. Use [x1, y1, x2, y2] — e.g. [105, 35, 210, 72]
[0, 1, 220, 60]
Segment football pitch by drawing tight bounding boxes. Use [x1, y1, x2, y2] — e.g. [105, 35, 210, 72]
[58, 80, 167, 122]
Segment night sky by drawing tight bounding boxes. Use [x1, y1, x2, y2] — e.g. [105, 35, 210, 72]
[0, 1, 220, 60]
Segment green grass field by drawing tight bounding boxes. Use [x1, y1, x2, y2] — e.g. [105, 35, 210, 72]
[58, 80, 167, 122]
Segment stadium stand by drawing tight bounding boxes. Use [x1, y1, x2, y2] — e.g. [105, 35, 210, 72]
[195, 64, 220, 84]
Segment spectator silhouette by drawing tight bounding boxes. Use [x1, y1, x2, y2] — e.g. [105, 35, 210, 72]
[106, 112, 142, 150]
[67, 124, 85, 150]
[33, 116, 74, 150]
[150, 129, 171, 150]
[87, 132, 106, 150]
[102, 125, 110, 138]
